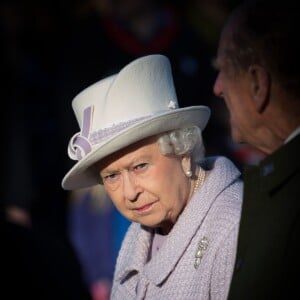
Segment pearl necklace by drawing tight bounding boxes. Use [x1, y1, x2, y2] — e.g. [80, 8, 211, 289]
[193, 167, 206, 194]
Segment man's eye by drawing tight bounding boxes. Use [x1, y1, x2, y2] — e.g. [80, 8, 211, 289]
[211, 57, 219, 70]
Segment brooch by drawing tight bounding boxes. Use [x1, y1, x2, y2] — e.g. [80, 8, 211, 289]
[194, 237, 209, 269]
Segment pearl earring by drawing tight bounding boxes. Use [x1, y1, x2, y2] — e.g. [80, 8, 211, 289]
[186, 170, 192, 178]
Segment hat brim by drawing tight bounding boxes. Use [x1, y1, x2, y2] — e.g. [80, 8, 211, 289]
[62, 106, 210, 190]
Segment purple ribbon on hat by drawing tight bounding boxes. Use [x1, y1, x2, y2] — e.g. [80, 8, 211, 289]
[68, 105, 152, 161]
[68, 106, 93, 160]
[67, 100, 178, 161]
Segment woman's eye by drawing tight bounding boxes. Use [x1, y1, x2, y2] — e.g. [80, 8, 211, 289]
[134, 163, 148, 171]
[103, 173, 119, 183]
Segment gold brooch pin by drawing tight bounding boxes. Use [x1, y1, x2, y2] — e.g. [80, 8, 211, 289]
[194, 237, 209, 269]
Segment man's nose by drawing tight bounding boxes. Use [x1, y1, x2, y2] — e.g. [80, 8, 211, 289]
[213, 74, 223, 98]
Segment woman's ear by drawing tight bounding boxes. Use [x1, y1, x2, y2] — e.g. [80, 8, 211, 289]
[248, 65, 270, 113]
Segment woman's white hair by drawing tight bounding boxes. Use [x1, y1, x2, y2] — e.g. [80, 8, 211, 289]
[157, 126, 205, 163]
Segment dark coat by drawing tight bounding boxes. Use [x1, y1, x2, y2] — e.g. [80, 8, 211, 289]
[228, 135, 300, 300]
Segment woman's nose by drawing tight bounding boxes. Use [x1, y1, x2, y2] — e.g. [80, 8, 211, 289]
[122, 172, 141, 202]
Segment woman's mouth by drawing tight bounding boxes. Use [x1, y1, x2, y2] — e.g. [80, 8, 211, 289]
[134, 202, 156, 214]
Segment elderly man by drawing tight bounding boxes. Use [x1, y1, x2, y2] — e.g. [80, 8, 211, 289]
[213, 0, 300, 299]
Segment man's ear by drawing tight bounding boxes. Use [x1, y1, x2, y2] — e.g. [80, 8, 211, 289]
[248, 65, 270, 112]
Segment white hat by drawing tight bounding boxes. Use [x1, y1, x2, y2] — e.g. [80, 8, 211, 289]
[62, 54, 210, 190]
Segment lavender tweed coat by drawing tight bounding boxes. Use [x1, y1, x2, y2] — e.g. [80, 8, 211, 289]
[110, 156, 243, 300]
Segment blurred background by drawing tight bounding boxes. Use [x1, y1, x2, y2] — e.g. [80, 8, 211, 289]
[1, 0, 264, 299]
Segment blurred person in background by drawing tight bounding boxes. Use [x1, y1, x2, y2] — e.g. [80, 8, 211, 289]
[1, 0, 74, 243]
[1, 2, 91, 298]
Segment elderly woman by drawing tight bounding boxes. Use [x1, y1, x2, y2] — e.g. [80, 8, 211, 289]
[62, 55, 243, 299]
